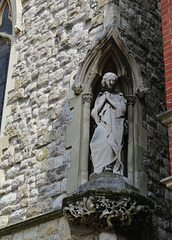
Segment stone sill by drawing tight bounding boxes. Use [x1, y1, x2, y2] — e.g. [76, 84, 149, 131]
[157, 109, 172, 126]
[160, 176, 172, 190]
[0, 209, 63, 237]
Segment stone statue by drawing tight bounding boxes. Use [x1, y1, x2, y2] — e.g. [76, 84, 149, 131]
[90, 72, 127, 175]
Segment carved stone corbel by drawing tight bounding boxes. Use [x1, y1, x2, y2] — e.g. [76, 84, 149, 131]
[63, 173, 154, 231]
[72, 83, 83, 95]
[135, 86, 149, 99]
[63, 194, 152, 229]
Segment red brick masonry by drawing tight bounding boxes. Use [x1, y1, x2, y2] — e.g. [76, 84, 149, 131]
[161, 0, 172, 175]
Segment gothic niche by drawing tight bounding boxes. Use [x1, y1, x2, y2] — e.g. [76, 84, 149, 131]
[66, 28, 150, 193]
[64, 29, 153, 239]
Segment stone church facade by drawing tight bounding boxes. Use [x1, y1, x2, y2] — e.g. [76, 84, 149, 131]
[0, 0, 171, 239]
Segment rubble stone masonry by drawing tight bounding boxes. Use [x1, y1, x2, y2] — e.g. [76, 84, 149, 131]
[0, 0, 171, 239]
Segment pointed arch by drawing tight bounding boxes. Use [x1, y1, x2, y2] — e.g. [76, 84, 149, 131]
[0, 0, 22, 160]
[73, 28, 144, 95]
[11, 0, 22, 34]
[0, 0, 22, 35]
[0, 0, 12, 26]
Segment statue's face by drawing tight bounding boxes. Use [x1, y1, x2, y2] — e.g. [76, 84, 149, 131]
[101, 73, 118, 91]
[105, 78, 116, 89]
[102, 78, 117, 90]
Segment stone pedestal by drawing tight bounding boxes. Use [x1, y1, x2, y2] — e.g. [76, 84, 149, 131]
[78, 171, 139, 192]
[62, 172, 154, 240]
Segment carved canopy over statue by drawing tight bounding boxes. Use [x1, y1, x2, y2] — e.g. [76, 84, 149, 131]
[90, 72, 127, 175]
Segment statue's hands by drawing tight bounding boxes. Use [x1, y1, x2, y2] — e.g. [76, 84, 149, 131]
[104, 91, 109, 98]
[104, 92, 111, 102]
[103, 92, 108, 101]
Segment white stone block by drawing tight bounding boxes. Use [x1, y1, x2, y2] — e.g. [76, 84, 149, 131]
[99, 233, 117, 240]
[0, 170, 5, 187]
[53, 194, 66, 209]
[59, 217, 71, 240]
[0, 192, 17, 209]
[0, 215, 9, 228]
[6, 166, 19, 179]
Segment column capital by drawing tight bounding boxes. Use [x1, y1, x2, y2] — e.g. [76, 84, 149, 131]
[125, 95, 136, 106]
[82, 93, 93, 104]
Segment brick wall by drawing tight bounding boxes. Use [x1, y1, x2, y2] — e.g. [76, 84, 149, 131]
[161, 0, 172, 175]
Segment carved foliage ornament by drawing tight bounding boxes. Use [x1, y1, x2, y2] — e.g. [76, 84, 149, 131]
[0, 0, 12, 27]
[63, 196, 151, 229]
[135, 86, 149, 99]
[125, 96, 136, 106]
[82, 93, 93, 103]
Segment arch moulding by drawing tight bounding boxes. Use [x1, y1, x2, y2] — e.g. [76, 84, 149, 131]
[0, 0, 22, 34]
[72, 27, 144, 95]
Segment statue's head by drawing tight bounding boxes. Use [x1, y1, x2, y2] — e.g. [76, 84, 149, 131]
[101, 72, 118, 91]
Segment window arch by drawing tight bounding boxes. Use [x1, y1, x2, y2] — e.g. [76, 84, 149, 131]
[66, 28, 148, 195]
[0, 0, 12, 130]
[0, 0, 22, 160]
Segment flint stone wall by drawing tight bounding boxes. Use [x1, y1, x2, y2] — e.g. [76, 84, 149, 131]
[0, 0, 171, 239]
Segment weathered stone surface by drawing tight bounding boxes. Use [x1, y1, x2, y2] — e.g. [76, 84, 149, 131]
[9, 209, 26, 224]
[0, 192, 17, 209]
[59, 217, 71, 240]
[6, 166, 19, 179]
[0, 216, 9, 228]
[0, 218, 61, 239]
[0, 0, 170, 239]
[99, 232, 117, 240]
[39, 182, 61, 198]
[63, 183, 153, 234]
[53, 194, 67, 210]
[47, 164, 67, 183]
[18, 184, 30, 200]
[26, 204, 41, 218]
[23, 226, 38, 240]
[0, 170, 5, 187]
[0, 204, 20, 215]
[79, 172, 139, 192]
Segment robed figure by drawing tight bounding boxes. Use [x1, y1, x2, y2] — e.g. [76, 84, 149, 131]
[90, 73, 127, 175]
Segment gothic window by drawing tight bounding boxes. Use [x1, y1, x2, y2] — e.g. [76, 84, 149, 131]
[0, 0, 12, 130]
